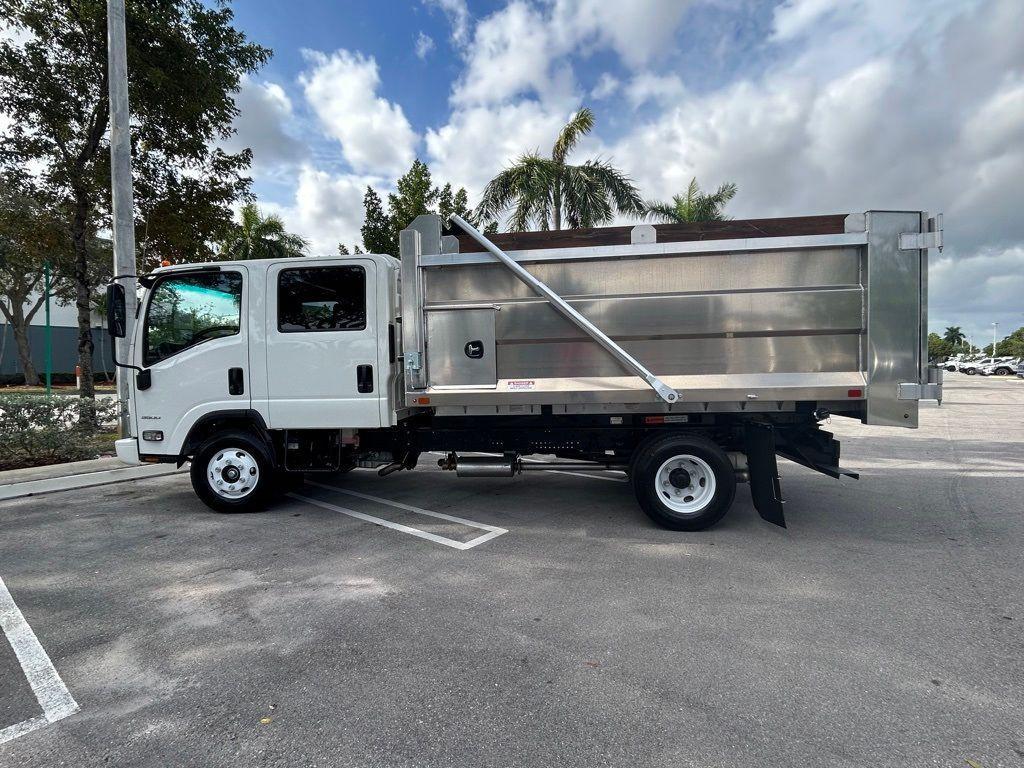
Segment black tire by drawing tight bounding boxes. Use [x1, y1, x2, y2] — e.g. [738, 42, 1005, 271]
[966, 368, 976, 375]
[630, 434, 736, 531]
[190, 429, 276, 513]
[995, 367, 1011, 376]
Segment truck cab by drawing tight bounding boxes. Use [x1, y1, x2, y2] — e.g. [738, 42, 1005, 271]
[115, 253, 400, 465]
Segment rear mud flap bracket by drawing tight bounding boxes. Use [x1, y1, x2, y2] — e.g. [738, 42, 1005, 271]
[745, 423, 785, 528]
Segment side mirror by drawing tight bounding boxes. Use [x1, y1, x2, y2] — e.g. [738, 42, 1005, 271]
[106, 283, 127, 338]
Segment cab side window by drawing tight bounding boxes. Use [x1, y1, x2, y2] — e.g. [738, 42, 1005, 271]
[278, 266, 366, 332]
[143, 271, 242, 366]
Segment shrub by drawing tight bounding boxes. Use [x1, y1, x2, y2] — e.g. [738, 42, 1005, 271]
[0, 394, 120, 471]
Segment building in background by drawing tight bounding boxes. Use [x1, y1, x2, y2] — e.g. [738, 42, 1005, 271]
[0, 292, 108, 381]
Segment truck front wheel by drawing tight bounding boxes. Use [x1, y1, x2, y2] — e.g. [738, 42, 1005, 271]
[191, 430, 275, 513]
[631, 435, 736, 531]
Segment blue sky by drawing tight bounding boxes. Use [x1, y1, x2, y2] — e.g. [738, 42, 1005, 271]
[219, 0, 1024, 343]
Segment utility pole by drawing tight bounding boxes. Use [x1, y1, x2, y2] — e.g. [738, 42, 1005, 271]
[992, 322, 999, 358]
[107, 0, 138, 435]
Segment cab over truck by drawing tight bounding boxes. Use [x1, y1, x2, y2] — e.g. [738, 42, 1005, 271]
[107, 211, 943, 531]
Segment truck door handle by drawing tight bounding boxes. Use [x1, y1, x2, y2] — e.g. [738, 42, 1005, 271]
[357, 364, 374, 393]
[228, 367, 244, 395]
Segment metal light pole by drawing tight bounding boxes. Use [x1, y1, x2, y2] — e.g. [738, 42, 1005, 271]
[107, 0, 138, 435]
[991, 322, 999, 358]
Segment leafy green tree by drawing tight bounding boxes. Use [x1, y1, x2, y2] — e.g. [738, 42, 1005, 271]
[337, 244, 350, 256]
[942, 326, 966, 347]
[437, 183, 470, 223]
[981, 329, 1024, 358]
[645, 178, 738, 224]
[360, 186, 396, 256]
[0, 175, 67, 384]
[928, 333, 952, 362]
[219, 204, 307, 260]
[388, 160, 437, 232]
[0, 0, 270, 401]
[996, 327, 1024, 358]
[360, 161, 474, 255]
[475, 108, 644, 231]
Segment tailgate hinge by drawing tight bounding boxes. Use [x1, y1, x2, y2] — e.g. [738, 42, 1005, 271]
[899, 213, 943, 251]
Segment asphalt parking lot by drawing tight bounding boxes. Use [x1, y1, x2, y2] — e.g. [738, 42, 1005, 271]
[1, 375, 1022, 767]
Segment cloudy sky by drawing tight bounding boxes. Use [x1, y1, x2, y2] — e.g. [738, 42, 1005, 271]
[224, 0, 1022, 344]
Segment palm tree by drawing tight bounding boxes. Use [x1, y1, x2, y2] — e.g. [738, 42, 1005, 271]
[645, 178, 738, 224]
[475, 108, 644, 231]
[220, 203, 308, 260]
[943, 326, 966, 347]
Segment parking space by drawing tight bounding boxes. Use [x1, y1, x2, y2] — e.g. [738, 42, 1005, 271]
[1, 375, 1022, 767]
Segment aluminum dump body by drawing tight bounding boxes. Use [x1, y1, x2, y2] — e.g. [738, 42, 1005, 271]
[399, 212, 941, 427]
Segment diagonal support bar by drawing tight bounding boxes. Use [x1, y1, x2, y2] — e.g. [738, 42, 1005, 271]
[450, 215, 679, 404]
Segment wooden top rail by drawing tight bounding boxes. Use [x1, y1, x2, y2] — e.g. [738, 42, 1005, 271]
[452, 214, 848, 253]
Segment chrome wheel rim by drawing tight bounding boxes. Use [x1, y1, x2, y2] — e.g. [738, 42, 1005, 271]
[655, 454, 716, 515]
[207, 448, 259, 500]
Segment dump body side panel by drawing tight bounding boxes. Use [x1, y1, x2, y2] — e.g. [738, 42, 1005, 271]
[400, 212, 936, 425]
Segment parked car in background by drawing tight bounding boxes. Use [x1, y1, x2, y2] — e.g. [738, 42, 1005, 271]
[969, 357, 1019, 375]
[991, 358, 1021, 376]
[958, 356, 989, 374]
[944, 354, 972, 372]
[1015, 361, 1024, 379]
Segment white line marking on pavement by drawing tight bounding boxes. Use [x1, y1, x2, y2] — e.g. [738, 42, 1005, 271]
[537, 468, 628, 482]
[0, 714, 48, 745]
[0, 576, 80, 745]
[291, 482, 508, 550]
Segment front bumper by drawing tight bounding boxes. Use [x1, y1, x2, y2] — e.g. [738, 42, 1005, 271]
[115, 437, 141, 465]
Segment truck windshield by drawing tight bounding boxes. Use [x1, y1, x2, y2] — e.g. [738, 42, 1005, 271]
[143, 271, 243, 366]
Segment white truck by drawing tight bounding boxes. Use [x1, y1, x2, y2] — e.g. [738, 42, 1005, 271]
[107, 211, 943, 531]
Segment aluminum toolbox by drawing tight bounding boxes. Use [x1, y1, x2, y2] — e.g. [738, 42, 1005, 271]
[399, 211, 941, 427]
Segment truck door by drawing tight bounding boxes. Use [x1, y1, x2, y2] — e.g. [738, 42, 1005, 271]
[265, 259, 382, 428]
[133, 266, 249, 455]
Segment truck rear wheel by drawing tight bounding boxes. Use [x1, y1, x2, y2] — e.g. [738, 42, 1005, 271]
[631, 435, 736, 531]
[191, 430, 275, 513]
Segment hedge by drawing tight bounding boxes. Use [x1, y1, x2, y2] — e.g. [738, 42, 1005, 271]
[0, 394, 120, 471]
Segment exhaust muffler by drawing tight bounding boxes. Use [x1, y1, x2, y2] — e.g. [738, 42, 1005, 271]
[437, 453, 520, 477]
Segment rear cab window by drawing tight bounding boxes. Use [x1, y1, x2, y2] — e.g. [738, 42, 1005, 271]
[277, 265, 366, 332]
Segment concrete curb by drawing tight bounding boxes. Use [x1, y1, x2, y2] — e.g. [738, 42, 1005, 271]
[0, 463, 185, 502]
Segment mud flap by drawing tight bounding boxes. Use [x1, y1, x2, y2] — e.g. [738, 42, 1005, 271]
[745, 423, 785, 528]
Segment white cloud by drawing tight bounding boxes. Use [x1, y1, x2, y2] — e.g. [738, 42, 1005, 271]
[423, 0, 471, 46]
[223, 77, 307, 172]
[770, 0, 843, 42]
[930, 246, 1024, 340]
[625, 72, 685, 109]
[451, 1, 576, 108]
[960, 74, 1024, 157]
[415, 32, 435, 60]
[299, 49, 418, 177]
[548, 0, 695, 68]
[591, 73, 619, 100]
[264, 166, 377, 256]
[425, 101, 571, 193]
[450, 0, 694, 108]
